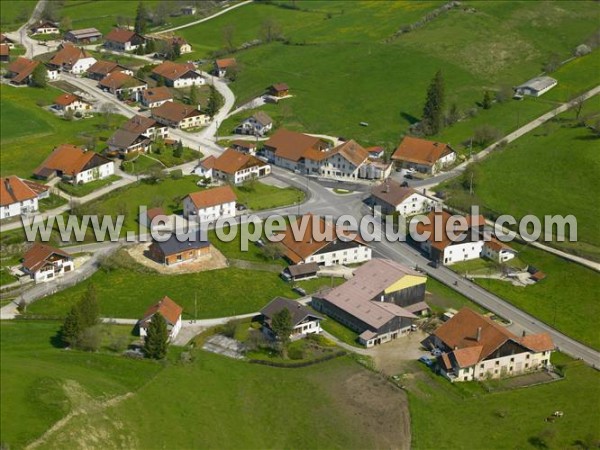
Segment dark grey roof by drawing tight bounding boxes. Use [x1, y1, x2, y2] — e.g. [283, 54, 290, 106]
[287, 262, 319, 277]
[108, 129, 148, 149]
[153, 230, 209, 256]
[260, 297, 322, 327]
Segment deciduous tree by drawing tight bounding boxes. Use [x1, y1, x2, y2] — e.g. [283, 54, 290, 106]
[31, 64, 47, 88]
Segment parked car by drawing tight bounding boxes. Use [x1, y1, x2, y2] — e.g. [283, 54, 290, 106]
[431, 348, 442, 357]
[418, 356, 434, 367]
[400, 181, 409, 187]
[404, 173, 413, 179]
[236, 204, 247, 211]
[293, 286, 307, 296]
[405, 168, 416, 174]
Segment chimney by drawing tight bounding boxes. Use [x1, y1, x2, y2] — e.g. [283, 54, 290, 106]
[476, 327, 482, 342]
[453, 345, 458, 350]
[384, 180, 390, 193]
[522, 330, 526, 337]
[5, 179, 13, 195]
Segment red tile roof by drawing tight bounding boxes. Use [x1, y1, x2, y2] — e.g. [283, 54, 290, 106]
[263, 129, 329, 162]
[151, 101, 203, 124]
[141, 296, 183, 326]
[0, 176, 48, 206]
[54, 93, 85, 107]
[142, 86, 173, 104]
[212, 148, 266, 175]
[7, 57, 40, 83]
[152, 60, 197, 81]
[415, 210, 486, 251]
[215, 58, 236, 69]
[105, 28, 139, 44]
[371, 180, 419, 207]
[99, 71, 145, 90]
[187, 185, 237, 209]
[327, 139, 369, 167]
[33, 144, 111, 178]
[392, 136, 455, 166]
[87, 60, 123, 76]
[270, 82, 289, 92]
[0, 44, 9, 56]
[22, 243, 71, 273]
[49, 43, 91, 67]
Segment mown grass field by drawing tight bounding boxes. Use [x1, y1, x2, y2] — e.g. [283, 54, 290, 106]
[408, 353, 600, 449]
[0, 0, 36, 31]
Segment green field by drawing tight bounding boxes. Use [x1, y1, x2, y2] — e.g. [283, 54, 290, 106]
[58, 175, 122, 197]
[0, 0, 36, 30]
[180, 0, 600, 149]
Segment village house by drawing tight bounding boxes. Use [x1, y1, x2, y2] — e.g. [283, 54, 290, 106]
[98, 71, 147, 101]
[152, 61, 204, 88]
[0, 176, 50, 220]
[235, 111, 273, 136]
[123, 115, 169, 140]
[312, 258, 429, 347]
[104, 28, 145, 52]
[148, 230, 211, 266]
[366, 146, 385, 159]
[0, 33, 15, 48]
[183, 185, 237, 223]
[138, 296, 183, 341]
[181, 5, 197, 15]
[392, 136, 457, 175]
[514, 76, 557, 97]
[45, 64, 60, 81]
[5, 57, 39, 85]
[21, 243, 74, 283]
[231, 140, 257, 155]
[53, 93, 92, 114]
[280, 262, 319, 282]
[141, 86, 173, 108]
[155, 35, 192, 54]
[29, 20, 59, 35]
[260, 297, 323, 340]
[193, 155, 216, 179]
[370, 180, 436, 216]
[206, 148, 271, 184]
[33, 144, 115, 184]
[151, 101, 209, 129]
[47, 43, 97, 74]
[415, 210, 517, 265]
[269, 83, 290, 98]
[108, 116, 168, 156]
[63, 28, 102, 44]
[262, 129, 331, 172]
[276, 214, 372, 267]
[214, 58, 236, 77]
[87, 60, 133, 81]
[0, 44, 9, 63]
[423, 308, 554, 382]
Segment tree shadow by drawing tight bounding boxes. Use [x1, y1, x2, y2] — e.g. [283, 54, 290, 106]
[49, 332, 64, 349]
[400, 112, 420, 125]
[574, 134, 599, 141]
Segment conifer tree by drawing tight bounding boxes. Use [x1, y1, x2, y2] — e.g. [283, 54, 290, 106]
[144, 314, 168, 359]
[421, 70, 445, 136]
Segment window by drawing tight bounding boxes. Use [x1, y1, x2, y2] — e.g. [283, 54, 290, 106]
[525, 363, 529, 369]
[510, 357, 514, 363]
[526, 354, 530, 360]
[479, 364, 484, 369]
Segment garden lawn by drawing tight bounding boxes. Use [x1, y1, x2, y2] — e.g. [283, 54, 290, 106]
[58, 175, 121, 198]
[233, 181, 304, 210]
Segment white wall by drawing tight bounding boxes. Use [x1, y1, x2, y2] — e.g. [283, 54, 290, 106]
[396, 193, 434, 216]
[172, 75, 204, 88]
[0, 198, 39, 219]
[184, 198, 236, 223]
[305, 245, 371, 267]
[73, 161, 115, 184]
[71, 57, 97, 74]
[32, 259, 74, 283]
[452, 350, 552, 382]
[442, 241, 484, 265]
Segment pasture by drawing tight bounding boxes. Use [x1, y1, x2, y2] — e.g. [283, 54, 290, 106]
[0, 0, 36, 31]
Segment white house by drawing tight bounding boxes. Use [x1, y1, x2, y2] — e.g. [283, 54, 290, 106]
[29, 20, 59, 35]
[371, 181, 436, 216]
[260, 297, 323, 340]
[53, 93, 92, 113]
[235, 111, 273, 136]
[482, 239, 518, 263]
[424, 308, 554, 382]
[104, 28, 145, 52]
[47, 43, 96, 74]
[183, 185, 237, 224]
[138, 296, 183, 342]
[210, 148, 271, 185]
[214, 58, 236, 77]
[151, 102, 209, 130]
[33, 144, 115, 184]
[45, 64, 60, 81]
[152, 61, 204, 88]
[193, 156, 216, 179]
[22, 243, 74, 283]
[0, 176, 49, 220]
[515, 76, 558, 97]
[392, 136, 457, 175]
[141, 86, 173, 109]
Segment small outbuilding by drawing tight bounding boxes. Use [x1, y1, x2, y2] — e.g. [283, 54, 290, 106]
[514, 76, 557, 97]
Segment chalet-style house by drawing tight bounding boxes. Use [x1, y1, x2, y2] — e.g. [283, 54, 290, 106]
[151, 101, 209, 129]
[194, 148, 271, 184]
[0, 176, 49, 220]
[214, 58, 236, 77]
[312, 258, 429, 347]
[514, 76, 557, 97]
[183, 185, 237, 223]
[235, 111, 273, 136]
[108, 115, 169, 156]
[260, 297, 323, 340]
[141, 86, 173, 108]
[104, 28, 145, 52]
[423, 308, 554, 382]
[138, 296, 183, 341]
[98, 71, 147, 101]
[0, 44, 9, 63]
[276, 214, 371, 267]
[391, 136, 457, 175]
[47, 43, 97, 74]
[415, 210, 517, 265]
[53, 93, 92, 114]
[152, 61, 204, 88]
[148, 230, 210, 266]
[269, 83, 290, 98]
[370, 180, 436, 216]
[280, 262, 319, 282]
[33, 144, 114, 184]
[87, 60, 133, 81]
[0, 34, 15, 48]
[22, 243, 74, 283]
[263, 130, 391, 180]
[5, 57, 39, 85]
[64, 28, 102, 44]
[29, 20, 59, 35]
[231, 140, 257, 155]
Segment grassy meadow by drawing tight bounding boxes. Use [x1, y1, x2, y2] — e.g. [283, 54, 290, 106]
[0, 0, 36, 31]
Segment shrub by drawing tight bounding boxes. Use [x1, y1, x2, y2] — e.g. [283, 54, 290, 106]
[288, 344, 306, 360]
[170, 169, 183, 179]
[77, 326, 102, 352]
[221, 321, 237, 338]
[108, 335, 129, 353]
[473, 125, 503, 147]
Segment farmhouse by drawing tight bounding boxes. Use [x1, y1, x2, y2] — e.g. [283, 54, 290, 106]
[0, 176, 49, 220]
[183, 185, 237, 223]
[141, 86, 173, 108]
[317, 140, 371, 180]
[98, 71, 147, 101]
[260, 297, 323, 340]
[392, 136, 456, 174]
[235, 111, 273, 136]
[231, 140, 257, 155]
[33, 144, 114, 184]
[514, 76, 557, 97]
[214, 58, 236, 77]
[47, 43, 97, 74]
[138, 296, 183, 341]
[423, 308, 554, 382]
[0, 44, 9, 63]
[269, 83, 290, 98]
[281, 262, 319, 282]
[371, 180, 435, 216]
[209, 148, 271, 184]
[87, 60, 133, 81]
[312, 258, 428, 347]
[5, 57, 39, 85]
[156, 35, 192, 54]
[104, 28, 145, 52]
[64, 28, 102, 44]
[0, 34, 15, 48]
[22, 243, 74, 283]
[152, 61, 204, 88]
[148, 231, 211, 266]
[45, 64, 60, 81]
[263, 129, 331, 172]
[151, 101, 209, 129]
[53, 93, 92, 113]
[29, 20, 59, 35]
[122, 115, 169, 140]
[276, 214, 371, 267]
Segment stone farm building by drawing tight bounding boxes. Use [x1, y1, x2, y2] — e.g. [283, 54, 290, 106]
[33, 144, 114, 184]
[0, 176, 49, 220]
[148, 231, 210, 266]
[138, 296, 183, 341]
[391, 136, 456, 175]
[312, 258, 429, 347]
